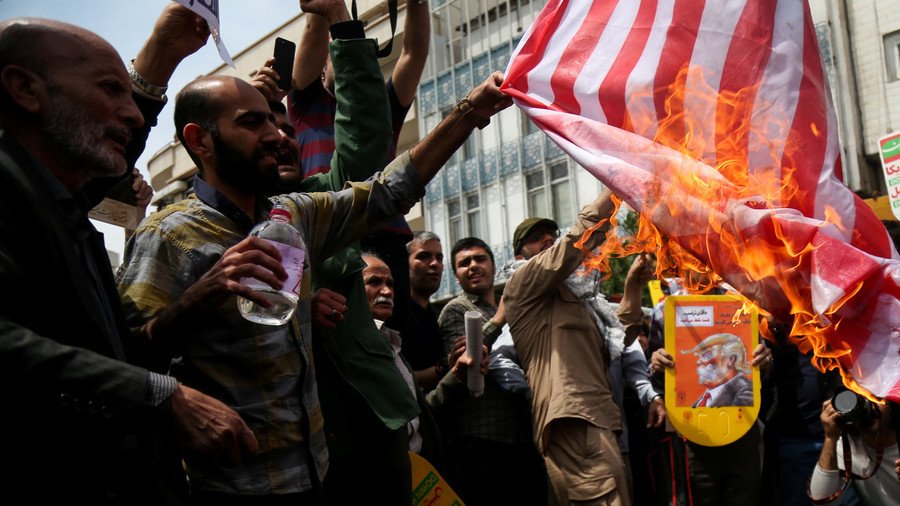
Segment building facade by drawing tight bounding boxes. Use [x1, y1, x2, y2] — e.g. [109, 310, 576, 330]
[416, 0, 606, 300]
[812, 0, 900, 202]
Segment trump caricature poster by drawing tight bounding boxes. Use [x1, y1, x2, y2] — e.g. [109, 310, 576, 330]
[664, 295, 760, 446]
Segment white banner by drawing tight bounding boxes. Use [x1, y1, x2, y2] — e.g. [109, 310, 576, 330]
[174, 0, 234, 67]
[878, 131, 900, 221]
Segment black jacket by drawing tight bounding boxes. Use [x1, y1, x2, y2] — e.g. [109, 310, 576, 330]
[0, 95, 178, 504]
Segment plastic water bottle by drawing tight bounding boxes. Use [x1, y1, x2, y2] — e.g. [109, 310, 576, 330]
[237, 204, 306, 325]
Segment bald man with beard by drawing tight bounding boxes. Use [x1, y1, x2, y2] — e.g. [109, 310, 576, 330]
[0, 7, 256, 504]
[117, 1, 512, 501]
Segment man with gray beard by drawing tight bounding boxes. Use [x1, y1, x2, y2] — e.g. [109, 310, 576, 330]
[0, 7, 256, 504]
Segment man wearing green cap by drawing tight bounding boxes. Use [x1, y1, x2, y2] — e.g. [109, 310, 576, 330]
[504, 190, 633, 506]
[512, 217, 560, 259]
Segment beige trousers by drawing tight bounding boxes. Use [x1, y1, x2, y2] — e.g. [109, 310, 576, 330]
[544, 418, 630, 506]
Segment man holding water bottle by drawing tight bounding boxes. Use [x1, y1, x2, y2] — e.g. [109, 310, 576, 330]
[118, 0, 512, 501]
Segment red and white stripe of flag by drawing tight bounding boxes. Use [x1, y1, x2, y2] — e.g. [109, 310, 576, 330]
[502, 0, 900, 401]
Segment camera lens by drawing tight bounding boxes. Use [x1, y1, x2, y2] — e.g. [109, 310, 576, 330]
[832, 389, 860, 415]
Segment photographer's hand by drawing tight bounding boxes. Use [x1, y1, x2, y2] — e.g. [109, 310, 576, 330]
[820, 400, 842, 440]
[817, 400, 841, 471]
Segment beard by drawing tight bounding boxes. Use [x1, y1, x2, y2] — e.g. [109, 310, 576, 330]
[211, 131, 280, 193]
[41, 90, 130, 179]
[698, 363, 729, 387]
[272, 149, 303, 194]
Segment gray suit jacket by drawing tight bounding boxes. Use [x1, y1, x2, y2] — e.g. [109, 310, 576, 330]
[692, 373, 754, 407]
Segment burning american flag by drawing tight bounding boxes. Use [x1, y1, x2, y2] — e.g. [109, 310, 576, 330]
[502, 0, 900, 401]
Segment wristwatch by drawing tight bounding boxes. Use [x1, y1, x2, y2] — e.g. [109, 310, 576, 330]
[129, 59, 167, 100]
[456, 97, 490, 129]
[458, 97, 474, 112]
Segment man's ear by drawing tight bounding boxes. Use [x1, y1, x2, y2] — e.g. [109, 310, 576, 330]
[182, 123, 213, 161]
[1, 65, 46, 113]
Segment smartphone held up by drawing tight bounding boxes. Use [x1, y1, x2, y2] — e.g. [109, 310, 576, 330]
[273, 37, 295, 91]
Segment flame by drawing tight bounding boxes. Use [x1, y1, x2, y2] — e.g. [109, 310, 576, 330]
[576, 66, 882, 401]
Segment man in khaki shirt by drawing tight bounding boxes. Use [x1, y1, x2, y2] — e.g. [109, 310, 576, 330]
[504, 189, 630, 506]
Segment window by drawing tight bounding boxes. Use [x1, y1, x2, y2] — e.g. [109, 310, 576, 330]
[431, 33, 452, 73]
[885, 30, 900, 81]
[526, 169, 548, 218]
[448, 198, 462, 245]
[549, 160, 574, 224]
[461, 129, 477, 160]
[450, 37, 466, 66]
[521, 109, 540, 136]
[433, 3, 467, 72]
[446, 193, 481, 245]
[424, 111, 441, 134]
[526, 161, 574, 223]
[466, 192, 482, 239]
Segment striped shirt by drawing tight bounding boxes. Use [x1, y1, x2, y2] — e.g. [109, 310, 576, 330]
[288, 77, 408, 179]
[288, 78, 414, 236]
[288, 81, 336, 179]
[118, 153, 424, 494]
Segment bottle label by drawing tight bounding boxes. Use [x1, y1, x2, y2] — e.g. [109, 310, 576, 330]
[242, 239, 306, 296]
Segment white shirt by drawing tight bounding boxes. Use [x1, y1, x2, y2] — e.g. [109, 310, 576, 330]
[809, 436, 899, 506]
[376, 320, 423, 454]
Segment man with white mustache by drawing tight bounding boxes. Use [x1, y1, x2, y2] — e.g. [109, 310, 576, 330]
[363, 254, 396, 322]
[362, 252, 485, 468]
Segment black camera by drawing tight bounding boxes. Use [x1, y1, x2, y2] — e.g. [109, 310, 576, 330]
[831, 388, 879, 430]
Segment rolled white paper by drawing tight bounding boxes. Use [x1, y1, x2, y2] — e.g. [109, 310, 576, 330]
[464, 310, 484, 397]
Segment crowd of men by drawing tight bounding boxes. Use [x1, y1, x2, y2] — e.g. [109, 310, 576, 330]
[1, 1, 899, 505]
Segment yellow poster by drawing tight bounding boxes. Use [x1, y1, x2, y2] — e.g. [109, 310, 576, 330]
[664, 295, 760, 446]
[648, 279, 665, 306]
[410, 451, 464, 506]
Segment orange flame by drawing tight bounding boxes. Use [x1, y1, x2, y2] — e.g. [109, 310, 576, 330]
[576, 66, 881, 401]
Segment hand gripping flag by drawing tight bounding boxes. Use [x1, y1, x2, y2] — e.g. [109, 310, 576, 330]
[502, 0, 900, 401]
